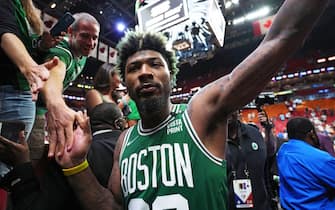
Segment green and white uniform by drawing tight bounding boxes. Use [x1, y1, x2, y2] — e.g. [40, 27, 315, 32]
[36, 39, 87, 115]
[126, 99, 140, 121]
[120, 104, 228, 210]
[44, 38, 87, 90]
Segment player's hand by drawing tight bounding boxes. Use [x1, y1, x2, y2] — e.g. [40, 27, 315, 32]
[55, 111, 92, 168]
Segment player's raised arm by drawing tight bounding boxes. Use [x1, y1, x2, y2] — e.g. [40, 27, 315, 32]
[189, 0, 329, 138]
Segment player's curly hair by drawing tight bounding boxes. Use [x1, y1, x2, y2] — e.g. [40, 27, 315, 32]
[116, 30, 179, 86]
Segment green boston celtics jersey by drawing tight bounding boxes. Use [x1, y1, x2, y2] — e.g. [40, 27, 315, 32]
[119, 105, 228, 210]
[45, 38, 87, 90]
[126, 99, 140, 121]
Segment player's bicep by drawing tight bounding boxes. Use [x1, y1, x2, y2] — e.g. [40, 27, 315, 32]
[188, 74, 231, 126]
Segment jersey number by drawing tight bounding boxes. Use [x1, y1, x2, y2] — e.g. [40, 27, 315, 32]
[128, 194, 189, 210]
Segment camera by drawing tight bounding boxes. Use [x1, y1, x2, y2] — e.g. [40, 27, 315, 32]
[255, 93, 276, 112]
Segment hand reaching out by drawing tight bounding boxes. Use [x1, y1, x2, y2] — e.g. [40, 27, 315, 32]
[26, 30, 64, 101]
[55, 111, 92, 169]
[23, 57, 59, 101]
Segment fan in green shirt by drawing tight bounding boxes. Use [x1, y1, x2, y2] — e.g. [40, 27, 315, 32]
[38, 12, 100, 158]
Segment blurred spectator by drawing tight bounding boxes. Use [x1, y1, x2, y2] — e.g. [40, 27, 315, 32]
[112, 87, 131, 118]
[0, 104, 124, 209]
[226, 110, 277, 210]
[0, 0, 60, 179]
[0, 0, 61, 206]
[112, 82, 140, 127]
[88, 102, 127, 186]
[277, 117, 335, 209]
[85, 63, 121, 112]
[0, 0, 59, 136]
[116, 94, 140, 127]
[317, 132, 335, 157]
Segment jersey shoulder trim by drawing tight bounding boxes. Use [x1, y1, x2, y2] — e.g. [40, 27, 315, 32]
[119, 126, 135, 165]
[171, 103, 187, 114]
[182, 111, 223, 166]
[55, 45, 73, 71]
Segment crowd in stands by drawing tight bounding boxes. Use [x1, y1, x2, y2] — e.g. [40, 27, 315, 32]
[240, 98, 335, 141]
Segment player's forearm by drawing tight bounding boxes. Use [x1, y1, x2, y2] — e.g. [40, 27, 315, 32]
[1, 33, 37, 73]
[264, 0, 328, 46]
[215, 0, 329, 111]
[67, 168, 119, 210]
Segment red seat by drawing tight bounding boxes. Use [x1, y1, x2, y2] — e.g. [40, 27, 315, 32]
[0, 189, 7, 210]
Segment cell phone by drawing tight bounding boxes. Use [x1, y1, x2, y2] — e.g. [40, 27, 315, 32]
[50, 12, 75, 36]
[0, 121, 25, 142]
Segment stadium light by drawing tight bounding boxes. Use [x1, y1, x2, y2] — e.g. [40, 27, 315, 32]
[233, 6, 271, 25]
[116, 22, 126, 32]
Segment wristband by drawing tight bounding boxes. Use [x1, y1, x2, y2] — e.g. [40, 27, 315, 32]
[62, 159, 89, 176]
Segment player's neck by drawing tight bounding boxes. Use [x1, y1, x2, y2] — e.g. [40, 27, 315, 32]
[140, 104, 171, 129]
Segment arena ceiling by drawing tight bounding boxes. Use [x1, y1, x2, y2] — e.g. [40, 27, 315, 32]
[34, 0, 137, 46]
[33, 0, 335, 104]
[34, 0, 335, 74]
[34, 0, 335, 50]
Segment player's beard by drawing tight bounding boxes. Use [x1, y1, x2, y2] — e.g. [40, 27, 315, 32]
[129, 81, 172, 118]
[137, 93, 169, 117]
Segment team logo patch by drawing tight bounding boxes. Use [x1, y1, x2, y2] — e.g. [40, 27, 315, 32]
[251, 142, 258, 150]
[167, 119, 183, 135]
